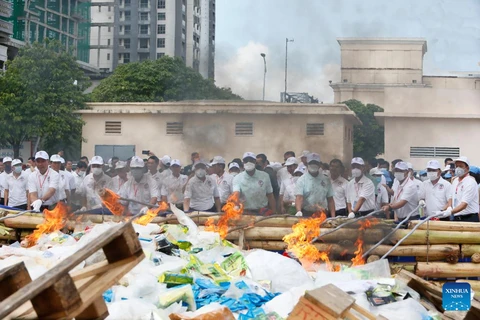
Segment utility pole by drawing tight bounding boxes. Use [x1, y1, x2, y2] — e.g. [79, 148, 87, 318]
[260, 53, 266, 100]
[284, 38, 294, 102]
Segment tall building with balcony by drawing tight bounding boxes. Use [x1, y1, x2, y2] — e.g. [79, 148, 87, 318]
[0, 0, 91, 66]
[90, 0, 215, 78]
[0, 0, 15, 69]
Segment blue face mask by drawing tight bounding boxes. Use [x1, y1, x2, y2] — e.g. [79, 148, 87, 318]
[14, 166, 22, 174]
[376, 177, 382, 183]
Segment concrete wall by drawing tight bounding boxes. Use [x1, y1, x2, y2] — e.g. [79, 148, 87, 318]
[383, 117, 480, 170]
[89, 0, 114, 71]
[80, 103, 356, 165]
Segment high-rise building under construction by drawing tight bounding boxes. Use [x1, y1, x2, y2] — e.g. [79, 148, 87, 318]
[0, 0, 91, 69]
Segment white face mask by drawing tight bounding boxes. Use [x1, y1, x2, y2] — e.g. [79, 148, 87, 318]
[394, 172, 406, 181]
[79, 171, 86, 177]
[307, 164, 320, 174]
[455, 167, 466, 177]
[244, 162, 255, 172]
[196, 169, 206, 178]
[323, 170, 331, 178]
[351, 168, 362, 178]
[92, 168, 103, 176]
[427, 172, 439, 181]
[292, 176, 300, 183]
[230, 172, 238, 177]
[420, 176, 429, 182]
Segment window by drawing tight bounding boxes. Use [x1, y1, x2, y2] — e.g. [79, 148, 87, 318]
[105, 121, 121, 134]
[306, 123, 324, 136]
[125, 11, 131, 21]
[412, 79, 417, 83]
[98, 5, 101, 12]
[124, 25, 131, 34]
[158, 12, 166, 20]
[157, 38, 165, 48]
[107, 39, 110, 46]
[140, 25, 149, 34]
[119, 25, 123, 32]
[139, 53, 149, 61]
[235, 122, 253, 136]
[166, 122, 183, 135]
[108, 26, 111, 32]
[410, 147, 460, 158]
[157, 24, 166, 34]
[343, 79, 348, 83]
[119, 11, 123, 19]
[344, 126, 347, 141]
[124, 38, 130, 48]
[123, 53, 130, 63]
[157, 53, 165, 59]
[140, 12, 148, 21]
[108, 6, 111, 11]
[107, 53, 110, 60]
[158, 0, 165, 9]
[139, 38, 149, 49]
[125, 0, 130, 5]
[140, 0, 148, 8]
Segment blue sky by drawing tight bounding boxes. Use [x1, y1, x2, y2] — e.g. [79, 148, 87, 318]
[214, 0, 480, 102]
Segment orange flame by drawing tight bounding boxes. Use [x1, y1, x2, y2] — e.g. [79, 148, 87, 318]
[205, 192, 243, 239]
[351, 218, 379, 266]
[134, 201, 169, 225]
[283, 212, 340, 271]
[25, 202, 69, 247]
[100, 188, 126, 216]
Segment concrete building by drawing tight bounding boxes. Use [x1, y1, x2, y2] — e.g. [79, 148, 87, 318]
[78, 101, 360, 165]
[329, 38, 480, 169]
[0, 0, 14, 69]
[90, 0, 215, 78]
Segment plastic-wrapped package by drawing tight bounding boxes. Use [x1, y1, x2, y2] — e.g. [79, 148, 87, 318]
[106, 298, 159, 320]
[244, 249, 313, 293]
[169, 303, 235, 320]
[158, 284, 197, 311]
[262, 283, 315, 318]
[375, 298, 430, 320]
[346, 259, 391, 280]
[314, 270, 358, 287]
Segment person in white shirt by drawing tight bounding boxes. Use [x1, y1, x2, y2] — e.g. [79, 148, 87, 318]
[438, 156, 479, 222]
[71, 161, 87, 210]
[49, 155, 69, 203]
[184, 161, 221, 212]
[382, 162, 419, 221]
[279, 165, 305, 214]
[0, 156, 13, 205]
[119, 156, 158, 214]
[329, 159, 349, 216]
[346, 157, 376, 218]
[3, 159, 29, 210]
[28, 151, 61, 211]
[209, 156, 234, 205]
[161, 159, 188, 208]
[147, 156, 162, 192]
[277, 151, 296, 188]
[406, 162, 423, 198]
[78, 156, 113, 210]
[111, 161, 128, 193]
[60, 157, 76, 196]
[418, 160, 452, 217]
[159, 155, 172, 180]
[299, 150, 310, 167]
[371, 168, 389, 213]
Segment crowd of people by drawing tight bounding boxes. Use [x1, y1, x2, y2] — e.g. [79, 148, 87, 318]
[0, 150, 479, 222]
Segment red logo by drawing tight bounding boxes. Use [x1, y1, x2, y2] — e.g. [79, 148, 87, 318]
[258, 180, 264, 187]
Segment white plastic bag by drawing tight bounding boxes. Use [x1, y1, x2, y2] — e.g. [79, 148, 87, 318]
[106, 299, 158, 320]
[244, 249, 313, 293]
[263, 283, 315, 318]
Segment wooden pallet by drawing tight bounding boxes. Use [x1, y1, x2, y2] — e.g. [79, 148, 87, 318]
[0, 221, 145, 319]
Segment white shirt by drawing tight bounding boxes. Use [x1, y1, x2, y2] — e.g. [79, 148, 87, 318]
[330, 176, 348, 210]
[161, 174, 188, 204]
[184, 175, 219, 211]
[62, 170, 76, 191]
[280, 176, 298, 203]
[391, 178, 419, 219]
[0, 171, 6, 198]
[73, 171, 85, 191]
[211, 172, 234, 203]
[3, 172, 29, 206]
[419, 177, 452, 216]
[111, 175, 128, 194]
[451, 175, 479, 216]
[27, 168, 60, 206]
[78, 173, 113, 209]
[148, 171, 162, 196]
[119, 174, 158, 213]
[346, 175, 376, 212]
[376, 184, 389, 210]
[277, 167, 290, 189]
[57, 171, 68, 200]
[411, 178, 423, 198]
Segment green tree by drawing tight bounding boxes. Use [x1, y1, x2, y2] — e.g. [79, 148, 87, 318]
[90, 56, 242, 102]
[343, 99, 384, 160]
[0, 41, 90, 158]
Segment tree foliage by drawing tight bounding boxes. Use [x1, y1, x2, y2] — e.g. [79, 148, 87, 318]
[344, 99, 384, 160]
[90, 56, 242, 102]
[0, 40, 90, 158]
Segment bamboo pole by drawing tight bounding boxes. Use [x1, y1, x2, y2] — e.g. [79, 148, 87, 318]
[461, 245, 480, 257]
[389, 230, 480, 245]
[221, 227, 385, 242]
[408, 220, 480, 232]
[416, 262, 480, 278]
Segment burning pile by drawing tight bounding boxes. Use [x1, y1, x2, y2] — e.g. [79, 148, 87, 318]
[283, 212, 340, 271]
[100, 188, 126, 216]
[24, 202, 69, 247]
[134, 201, 169, 226]
[351, 218, 379, 266]
[205, 192, 243, 239]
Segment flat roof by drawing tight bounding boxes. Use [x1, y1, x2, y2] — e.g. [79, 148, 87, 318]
[337, 37, 427, 54]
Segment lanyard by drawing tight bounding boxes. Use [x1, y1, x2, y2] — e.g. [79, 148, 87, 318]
[38, 170, 50, 190]
[354, 180, 361, 198]
[133, 182, 140, 197]
[394, 178, 409, 202]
